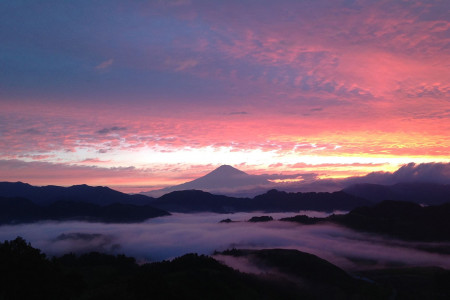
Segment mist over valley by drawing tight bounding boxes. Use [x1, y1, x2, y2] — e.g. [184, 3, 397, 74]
[1, 212, 449, 271]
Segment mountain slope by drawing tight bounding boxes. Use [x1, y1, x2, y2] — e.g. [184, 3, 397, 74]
[142, 165, 271, 197]
[0, 196, 169, 224]
[1, 238, 390, 299]
[149, 189, 370, 213]
[0, 182, 156, 206]
[251, 189, 372, 212]
[151, 190, 248, 213]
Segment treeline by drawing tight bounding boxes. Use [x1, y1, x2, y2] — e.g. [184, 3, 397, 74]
[0, 237, 311, 299]
[0, 237, 392, 300]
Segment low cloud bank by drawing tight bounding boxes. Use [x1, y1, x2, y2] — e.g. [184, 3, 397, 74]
[1, 212, 449, 270]
[275, 162, 450, 194]
[344, 162, 450, 186]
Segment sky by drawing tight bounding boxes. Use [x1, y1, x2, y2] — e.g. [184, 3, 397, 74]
[1, 0, 449, 192]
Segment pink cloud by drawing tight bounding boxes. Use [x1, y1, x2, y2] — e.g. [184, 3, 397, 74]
[95, 59, 114, 70]
[1, 1, 449, 188]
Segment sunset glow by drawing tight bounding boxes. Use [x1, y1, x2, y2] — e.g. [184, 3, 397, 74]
[1, 0, 449, 192]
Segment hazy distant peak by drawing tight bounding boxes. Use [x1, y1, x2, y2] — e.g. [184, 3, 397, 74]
[207, 165, 248, 177]
[142, 165, 270, 197]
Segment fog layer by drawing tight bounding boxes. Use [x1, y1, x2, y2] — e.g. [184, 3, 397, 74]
[1, 212, 449, 270]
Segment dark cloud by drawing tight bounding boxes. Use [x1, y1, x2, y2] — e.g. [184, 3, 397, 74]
[228, 111, 249, 115]
[97, 127, 127, 135]
[344, 162, 450, 186]
[260, 173, 318, 181]
[276, 162, 450, 193]
[232, 163, 450, 195]
[21, 128, 41, 135]
[391, 162, 450, 184]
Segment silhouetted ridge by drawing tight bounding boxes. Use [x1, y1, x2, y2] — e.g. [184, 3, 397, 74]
[1, 238, 392, 299]
[153, 190, 246, 213]
[0, 196, 169, 224]
[252, 189, 371, 211]
[221, 248, 353, 285]
[280, 215, 323, 224]
[0, 182, 156, 206]
[248, 216, 273, 222]
[0, 181, 371, 214]
[149, 188, 370, 213]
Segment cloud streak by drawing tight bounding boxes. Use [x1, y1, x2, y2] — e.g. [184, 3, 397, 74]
[95, 59, 114, 70]
[96, 126, 127, 135]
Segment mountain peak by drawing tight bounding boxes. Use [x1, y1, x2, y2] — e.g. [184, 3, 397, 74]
[141, 165, 270, 197]
[207, 165, 248, 177]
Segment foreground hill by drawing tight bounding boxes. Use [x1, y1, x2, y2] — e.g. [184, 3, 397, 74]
[0, 182, 155, 206]
[0, 237, 391, 299]
[0, 196, 169, 224]
[150, 189, 371, 213]
[343, 182, 450, 205]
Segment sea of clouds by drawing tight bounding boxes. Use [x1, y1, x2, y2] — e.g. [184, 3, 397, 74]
[1, 212, 449, 270]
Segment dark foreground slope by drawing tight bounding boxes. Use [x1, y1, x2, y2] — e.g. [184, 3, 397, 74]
[218, 249, 450, 299]
[0, 237, 393, 300]
[0, 182, 155, 206]
[217, 248, 383, 298]
[0, 196, 169, 224]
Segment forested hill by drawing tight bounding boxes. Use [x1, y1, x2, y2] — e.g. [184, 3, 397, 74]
[0, 196, 169, 224]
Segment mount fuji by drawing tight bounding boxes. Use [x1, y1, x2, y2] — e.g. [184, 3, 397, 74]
[141, 165, 273, 197]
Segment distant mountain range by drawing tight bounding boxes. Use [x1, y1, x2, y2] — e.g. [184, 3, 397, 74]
[1, 164, 449, 221]
[0, 181, 372, 215]
[149, 189, 371, 213]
